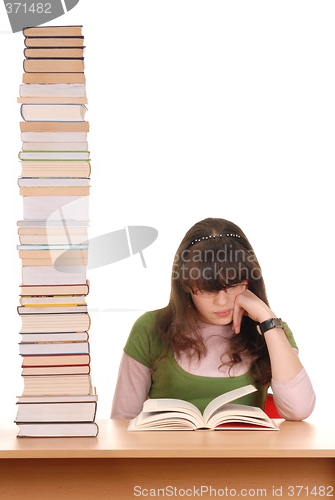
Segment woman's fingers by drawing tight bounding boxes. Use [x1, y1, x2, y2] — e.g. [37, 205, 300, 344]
[232, 302, 245, 334]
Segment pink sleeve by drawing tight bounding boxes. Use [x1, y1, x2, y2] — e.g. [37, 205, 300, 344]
[271, 366, 316, 421]
[110, 352, 152, 419]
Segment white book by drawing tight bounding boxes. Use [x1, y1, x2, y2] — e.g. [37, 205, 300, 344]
[21, 265, 87, 285]
[18, 244, 88, 250]
[22, 196, 89, 220]
[19, 234, 88, 244]
[17, 219, 90, 228]
[20, 104, 87, 121]
[19, 151, 90, 160]
[18, 178, 90, 187]
[19, 83, 86, 97]
[15, 401, 97, 423]
[17, 394, 98, 404]
[16, 422, 99, 438]
[19, 332, 88, 341]
[22, 141, 88, 151]
[21, 131, 88, 142]
[19, 342, 90, 355]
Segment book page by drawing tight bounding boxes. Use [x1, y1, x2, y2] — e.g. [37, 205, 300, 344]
[203, 385, 257, 424]
[206, 403, 276, 429]
[128, 411, 200, 430]
[142, 397, 202, 419]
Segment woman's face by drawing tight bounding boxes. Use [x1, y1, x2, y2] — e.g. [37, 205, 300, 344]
[190, 283, 247, 326]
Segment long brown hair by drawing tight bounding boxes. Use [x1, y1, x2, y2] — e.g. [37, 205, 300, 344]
[154, 218, 272, 386]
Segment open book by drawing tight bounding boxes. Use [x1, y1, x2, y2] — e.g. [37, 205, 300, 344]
[128, 385, 279, 431]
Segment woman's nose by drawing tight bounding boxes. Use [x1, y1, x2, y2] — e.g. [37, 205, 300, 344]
[213, 290, 229, 305]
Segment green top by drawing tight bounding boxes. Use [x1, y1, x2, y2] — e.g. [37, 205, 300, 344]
[123, 310, 298, 414]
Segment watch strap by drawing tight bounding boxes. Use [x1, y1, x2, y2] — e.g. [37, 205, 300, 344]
[257, 317, 283, 335]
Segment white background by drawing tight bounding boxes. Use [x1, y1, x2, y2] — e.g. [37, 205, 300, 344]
[0, 1, 334, 422]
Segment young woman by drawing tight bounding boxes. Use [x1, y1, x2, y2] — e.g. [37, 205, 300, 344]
[111, 218, 315, 420]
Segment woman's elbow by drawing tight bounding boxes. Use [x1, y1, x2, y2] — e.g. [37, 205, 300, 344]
[276, 392, 316, 421]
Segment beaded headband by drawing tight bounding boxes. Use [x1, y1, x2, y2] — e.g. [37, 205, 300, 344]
[188, 233, 241, 247]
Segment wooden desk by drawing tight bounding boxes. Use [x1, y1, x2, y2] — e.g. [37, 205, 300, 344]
[0, 419, 334, 500]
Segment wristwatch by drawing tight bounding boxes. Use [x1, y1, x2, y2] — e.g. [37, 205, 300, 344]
[257, 317, 283, 335]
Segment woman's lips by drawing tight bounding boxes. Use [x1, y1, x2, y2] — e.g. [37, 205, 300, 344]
[214, 310, 231, 318]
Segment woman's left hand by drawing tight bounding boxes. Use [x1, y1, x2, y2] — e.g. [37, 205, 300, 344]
[232, 289, 275, 334]
[232, 289, 304, 384]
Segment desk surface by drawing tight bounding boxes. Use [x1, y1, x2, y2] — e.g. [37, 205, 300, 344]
[0, 418, 334, 459]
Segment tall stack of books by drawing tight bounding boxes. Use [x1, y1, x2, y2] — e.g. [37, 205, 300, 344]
[15, 25, 98, 438]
